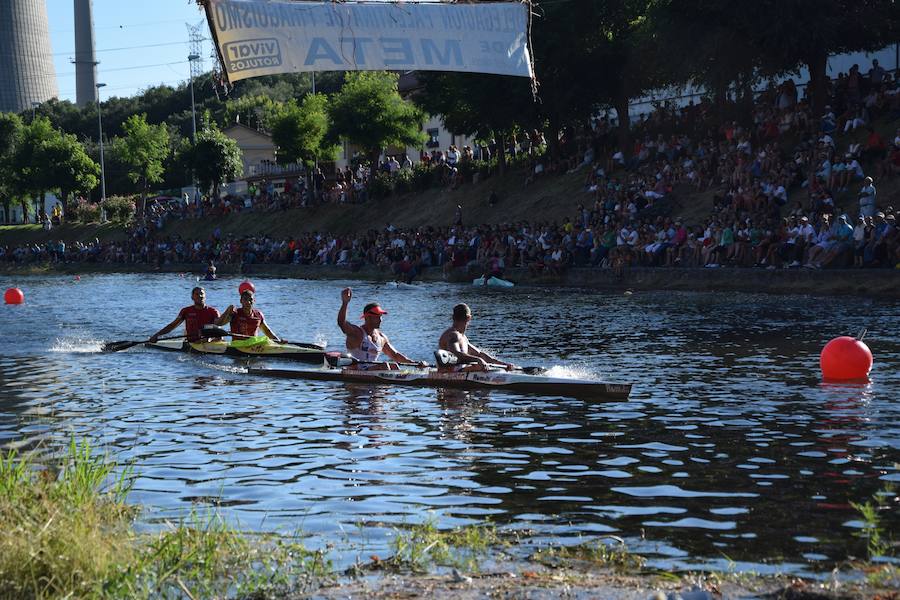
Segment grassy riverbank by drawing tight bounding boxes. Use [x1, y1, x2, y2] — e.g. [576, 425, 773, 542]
[1, 442, 896, 599]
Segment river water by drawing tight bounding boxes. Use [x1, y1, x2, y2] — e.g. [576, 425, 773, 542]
[0, 273, 897, 576]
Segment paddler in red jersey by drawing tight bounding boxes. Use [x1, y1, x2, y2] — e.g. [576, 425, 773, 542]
[337, 287, 426, 370]
[215, 289, 284, 343]
[437, 303, 515, 372]
[149, 286, 220, 343]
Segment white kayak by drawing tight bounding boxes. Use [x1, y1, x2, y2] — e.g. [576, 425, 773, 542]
[472, 276, 514, 287]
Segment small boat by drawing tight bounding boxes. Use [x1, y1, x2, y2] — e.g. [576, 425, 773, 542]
[146, 337, 326, 364]
[473, 275, 514, 287]
[247, 362, 631, 400]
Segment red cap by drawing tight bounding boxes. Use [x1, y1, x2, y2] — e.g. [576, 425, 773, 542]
[361, 303, 388, 318]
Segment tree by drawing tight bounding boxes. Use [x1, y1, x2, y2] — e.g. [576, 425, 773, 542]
[113, 113, 170, 218]
[415, 0, 664, 160]
[654, 0, 899, 118]
[10, 117, 64, 222]
[413, 72, 534, 173]
[224, 95, 282, 131]
[44, 132, 100, 217]
[270, 93, 338, 168]
[751, 0, 897, 117]
[329, 71, 426, 181]
[0, 113, 23, 223]
[529, 0, 663, 155]
[178, 126, 244, 199]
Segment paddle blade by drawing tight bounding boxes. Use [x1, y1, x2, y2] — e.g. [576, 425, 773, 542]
[520, 366, 547, 375]
[102, 340, 140, 353]
[434, 349, 458, 367]
[284, 340, 326, 350]
[201, 325, 230, 338]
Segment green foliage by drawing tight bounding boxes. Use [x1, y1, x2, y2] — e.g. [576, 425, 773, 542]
[329, 72, 426, 168]
[179, 125, 244, 197]
[530, 538, 645, 571]
[223, 94, 282, 131]
[270, 93, 338, 168]
[850, 497, 891, 559]
[457, 159, 490, 185]
[10, 117, 60, 198]
[44, 130, 100, 211]
[0, 440, 333, 599]
[0, 113, 24, 220]
[386, 519, 501, 573]
[413, 74, 536, 169]
[368, 171, 395, 200]
[113, 114, 170, 192]
[0, 440, 136, 599]
[653, 0, 898, 115]
[0, 449, 29, 503]
[101, 195, 137, 224]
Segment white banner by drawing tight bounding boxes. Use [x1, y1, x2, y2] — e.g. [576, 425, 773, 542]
[205, 0, 533, 81]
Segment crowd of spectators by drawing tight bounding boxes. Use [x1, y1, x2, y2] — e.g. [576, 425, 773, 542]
[3, 60, 900, 276]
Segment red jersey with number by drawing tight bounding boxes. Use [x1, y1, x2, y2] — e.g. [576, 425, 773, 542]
[230, 308, 265, 337]
[177, 305, 220, 342]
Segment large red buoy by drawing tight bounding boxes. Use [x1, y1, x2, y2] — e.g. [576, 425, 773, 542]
[4, 287, 24, 305]
[820, 336, 873, 382]
[238, 280, 256, 295]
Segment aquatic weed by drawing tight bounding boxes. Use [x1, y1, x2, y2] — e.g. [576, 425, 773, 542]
[529, 537, 645, 572]
[386, 518, 503, 572]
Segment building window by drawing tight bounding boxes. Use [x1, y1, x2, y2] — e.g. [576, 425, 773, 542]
[426, 128, 440, 148]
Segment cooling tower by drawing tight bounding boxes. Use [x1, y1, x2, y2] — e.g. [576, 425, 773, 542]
[0, 0, 58, 114]
[74, 0, 97, 107]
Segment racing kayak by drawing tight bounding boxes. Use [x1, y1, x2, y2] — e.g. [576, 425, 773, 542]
[146, 336, 326, 364]
[247, 363, 631, 400]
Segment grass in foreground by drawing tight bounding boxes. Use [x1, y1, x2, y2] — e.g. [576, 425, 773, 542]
[2, 441, 895, 599]
[0, 440, 329, 599]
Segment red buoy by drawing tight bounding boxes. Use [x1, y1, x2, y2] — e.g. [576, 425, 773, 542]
[820, 336, 873, 382]
[238, 280, 256, 295]
[4, 287, 24, 305]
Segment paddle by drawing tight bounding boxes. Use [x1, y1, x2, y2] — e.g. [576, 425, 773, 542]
[102, 335, 183, 353]
[322, 350, 427, 369]
[200, 325, 325, 350]
[433, 349, 545, 375]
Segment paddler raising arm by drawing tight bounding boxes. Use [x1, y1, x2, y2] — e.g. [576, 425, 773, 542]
[149, 286, 220, 343]
[337, 287, 426, 370]
[438, 303, 516, 372]
[216, 289, 284, 343]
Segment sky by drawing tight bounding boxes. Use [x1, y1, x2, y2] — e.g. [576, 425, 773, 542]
[47, 0, 211, 102]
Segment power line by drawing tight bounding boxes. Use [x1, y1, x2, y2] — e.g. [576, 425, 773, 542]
[0, 39, 207, 59]
[16, 58, 200, 83]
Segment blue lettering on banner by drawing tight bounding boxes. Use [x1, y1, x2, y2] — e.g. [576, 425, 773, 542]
[421, 39, 463, 66]
[223, 38, 282, 72]
[302, 37, 464, 68]
[479, 40, 508, 54]
[305, 38, 342, 65]
[380, 38, 413, 66]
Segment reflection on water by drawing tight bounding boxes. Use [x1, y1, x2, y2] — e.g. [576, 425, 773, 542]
[0, 273, 898, 574]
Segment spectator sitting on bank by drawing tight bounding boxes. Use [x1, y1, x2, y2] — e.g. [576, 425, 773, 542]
[525, 159, 545, 186]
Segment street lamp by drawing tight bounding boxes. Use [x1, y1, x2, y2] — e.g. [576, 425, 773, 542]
[96, 83, 107, 203]
[31, 101, 40, 120]
[188, 54, 200, 140]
